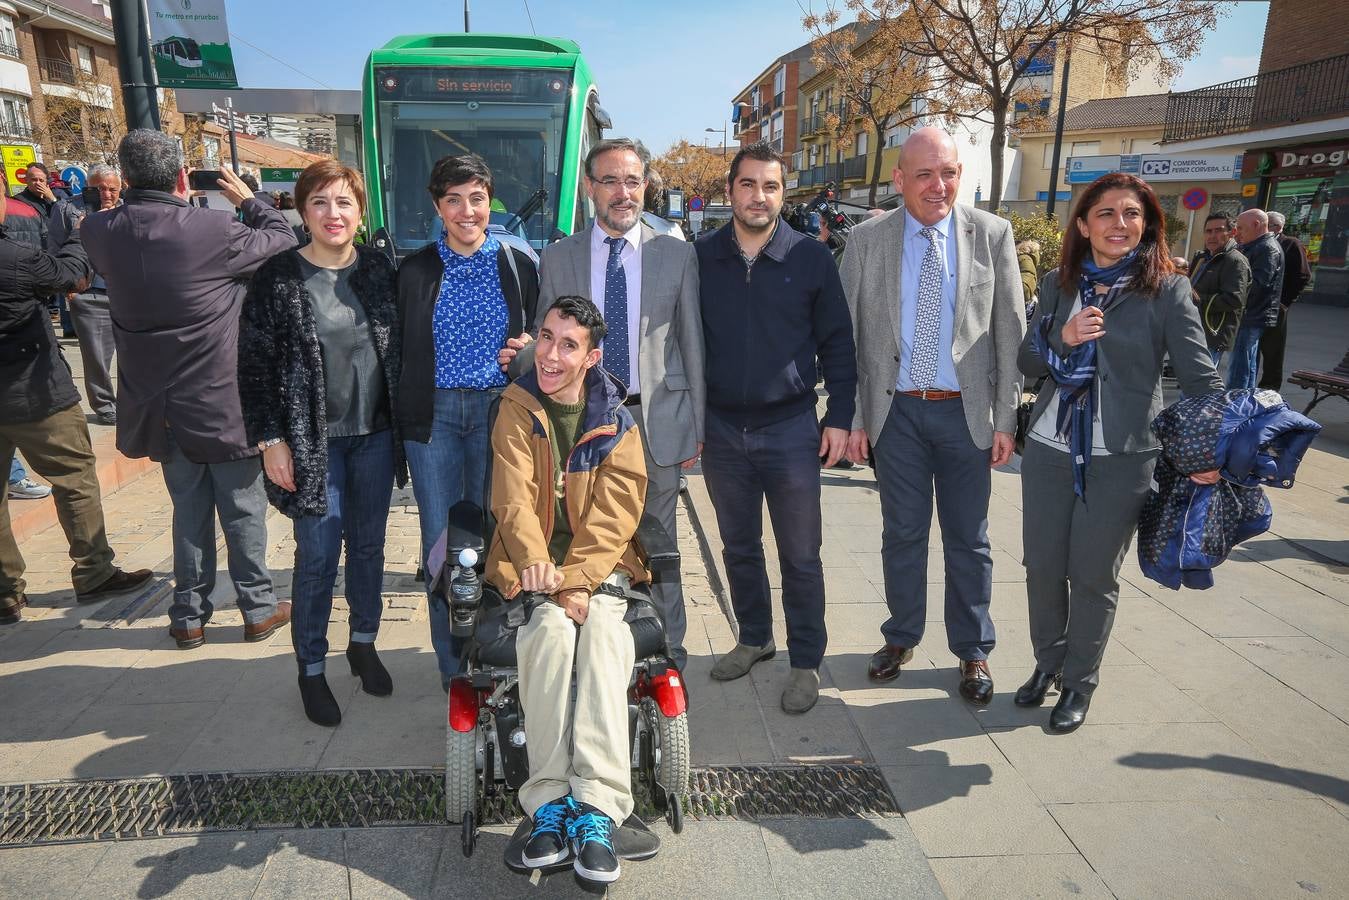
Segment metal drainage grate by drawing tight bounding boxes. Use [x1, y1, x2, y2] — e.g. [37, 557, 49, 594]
[0, 764, 898, 848]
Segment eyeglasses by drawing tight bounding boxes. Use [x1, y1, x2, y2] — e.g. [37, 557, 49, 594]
[594, 176, 645, 192]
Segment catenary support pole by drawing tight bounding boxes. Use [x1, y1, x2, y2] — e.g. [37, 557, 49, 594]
[1045, 25, 1078, 222]
[110, 0, 160, 130]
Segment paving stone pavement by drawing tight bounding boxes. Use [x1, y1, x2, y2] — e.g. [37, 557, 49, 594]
[2, 308, 1348, 897]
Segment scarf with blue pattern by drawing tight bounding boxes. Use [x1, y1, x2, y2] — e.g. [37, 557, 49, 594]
[1030, 247, 1143, 500]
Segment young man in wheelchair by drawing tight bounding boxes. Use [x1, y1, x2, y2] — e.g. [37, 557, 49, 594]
[483, 295, 649, 884]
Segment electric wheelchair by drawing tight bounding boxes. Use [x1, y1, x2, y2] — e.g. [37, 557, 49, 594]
[427, 500, 691, 859]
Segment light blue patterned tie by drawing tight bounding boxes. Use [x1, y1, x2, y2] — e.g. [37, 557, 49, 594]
[910, 226, 943, 390]
[603, 236, 630, 389]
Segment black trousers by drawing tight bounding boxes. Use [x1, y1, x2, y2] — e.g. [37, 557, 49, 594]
[701, 407, 827, 669]
[1257, 305, 1289, 391]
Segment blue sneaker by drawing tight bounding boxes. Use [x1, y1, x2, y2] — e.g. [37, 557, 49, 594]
[568, 800, 620, 883]
[522, 796, 572, 867]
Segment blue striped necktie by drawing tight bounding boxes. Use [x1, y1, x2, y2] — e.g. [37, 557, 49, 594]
[603, 236, 631, 389]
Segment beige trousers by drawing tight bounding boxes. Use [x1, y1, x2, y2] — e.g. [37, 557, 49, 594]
[517, 591, 635, 824]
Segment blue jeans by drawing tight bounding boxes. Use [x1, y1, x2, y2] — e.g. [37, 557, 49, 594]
[8, 454, 23, 484]
[291, 430, 395, 675]
[404, 387, 502, 686]
[1227, 323, 1264, 390]
[702, 407, 827, 669]
[1209, 349, 1223, 369]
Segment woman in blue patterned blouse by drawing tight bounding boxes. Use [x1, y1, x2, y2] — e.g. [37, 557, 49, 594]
[396, 154, 539, 687]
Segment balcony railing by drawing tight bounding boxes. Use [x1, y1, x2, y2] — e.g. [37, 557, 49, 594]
[1164, 52, 1349, 143]
[39, 56, 79, 85]
[842, 154, 869, 180]
[0, 119, 32, 140]
[0, 39, 20, 61]
[798, 103, 856, 137]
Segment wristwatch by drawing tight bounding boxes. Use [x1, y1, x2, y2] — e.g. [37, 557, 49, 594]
[258, 437, 283, 452]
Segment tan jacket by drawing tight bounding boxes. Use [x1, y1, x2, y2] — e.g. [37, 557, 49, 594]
[485, 368, 650, 599]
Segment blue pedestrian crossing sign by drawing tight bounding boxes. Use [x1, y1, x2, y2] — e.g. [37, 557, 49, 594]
[61, 166, 87, 195]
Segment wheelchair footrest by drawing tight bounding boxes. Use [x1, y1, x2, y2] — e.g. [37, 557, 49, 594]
[503, 814, 660, 874]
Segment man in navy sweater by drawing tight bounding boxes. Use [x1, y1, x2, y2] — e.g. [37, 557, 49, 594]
[695, 141, 857, 714]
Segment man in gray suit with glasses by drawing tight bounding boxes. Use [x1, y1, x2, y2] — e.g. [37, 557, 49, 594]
[841, 127, 1023, 704]
[499, 137, 704, 669]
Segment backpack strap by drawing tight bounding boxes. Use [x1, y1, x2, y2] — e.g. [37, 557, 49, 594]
[500, 244, 523, 313]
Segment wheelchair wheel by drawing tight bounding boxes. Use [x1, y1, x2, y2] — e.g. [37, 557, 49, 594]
[666, 792, 685, 834]
[445, 725, 479, 824]
[641, 697, 690, 803]
[461, 811, 477, 857]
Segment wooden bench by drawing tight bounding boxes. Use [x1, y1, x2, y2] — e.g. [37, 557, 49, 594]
[1289, 349, 1349, 415]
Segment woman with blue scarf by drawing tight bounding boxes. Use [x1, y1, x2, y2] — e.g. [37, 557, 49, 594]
[1015, 173, 1223, 733]
[397, 154, 539, 689]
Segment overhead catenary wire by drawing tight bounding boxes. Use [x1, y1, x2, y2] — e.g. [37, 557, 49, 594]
[522, 0, 537, 35]
[228, 31, 335, 90]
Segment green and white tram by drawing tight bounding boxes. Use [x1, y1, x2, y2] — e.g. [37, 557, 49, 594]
[361, 33, 610, 257]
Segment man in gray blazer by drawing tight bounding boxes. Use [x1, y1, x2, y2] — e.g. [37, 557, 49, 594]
[501, 138, 705, 667]
[840, 127, 1023, 704]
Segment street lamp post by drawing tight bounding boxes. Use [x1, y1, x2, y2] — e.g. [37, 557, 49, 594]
[705, 124, 727, 157]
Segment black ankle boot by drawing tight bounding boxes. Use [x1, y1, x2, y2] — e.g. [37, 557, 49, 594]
[298, 673, 341, 727]
[1014, 669, 1062, 707]
[346, 642, 393, 697]
[1049, 688, 1090, 733]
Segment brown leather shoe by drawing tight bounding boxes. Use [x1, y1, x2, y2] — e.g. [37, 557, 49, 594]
[244, 601, 292, 642]
[170, 625, 205, 649]
[1, 592, 28, 625]
[868, 644, 914, 682]
[959, 659, 994, 705]
[76, 567, 154, 604]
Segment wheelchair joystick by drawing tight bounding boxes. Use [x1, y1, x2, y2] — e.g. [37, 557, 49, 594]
[449, 548, 482, 638]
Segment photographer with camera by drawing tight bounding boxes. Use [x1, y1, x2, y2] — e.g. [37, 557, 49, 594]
[83, 130, 297, 654]
[485, 295, 650, 886]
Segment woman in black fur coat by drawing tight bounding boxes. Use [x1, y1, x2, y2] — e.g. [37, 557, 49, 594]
[238, 160, 407, 728]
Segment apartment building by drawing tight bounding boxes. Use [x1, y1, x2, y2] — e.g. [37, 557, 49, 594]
[0, 0, 194, 188]
[1162, 0, 1347, 305]
[730, 39, 817, 169]
[791, 60, 912, 204]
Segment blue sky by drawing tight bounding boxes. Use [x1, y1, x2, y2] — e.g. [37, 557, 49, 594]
[222, 0, 1268, 154]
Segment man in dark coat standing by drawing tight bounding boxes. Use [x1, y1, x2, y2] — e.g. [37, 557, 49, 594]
[83, 129, 298, 650]
[1188, 212, 1251, 367]
[12, 161, 72, 337]
[0, 192, 152, 625]
[1257, 210, 1311, 391]
[1228, 209, 1284, 391]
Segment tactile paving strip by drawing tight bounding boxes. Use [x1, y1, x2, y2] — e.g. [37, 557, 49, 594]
[0, 764, 898, 847]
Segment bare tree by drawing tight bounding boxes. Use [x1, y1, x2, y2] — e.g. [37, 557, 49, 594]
[803, 1, 936, 206]
[651, 140, 730, 206]
[902, 0, 1230, 208]
[33, 64, 124, 166]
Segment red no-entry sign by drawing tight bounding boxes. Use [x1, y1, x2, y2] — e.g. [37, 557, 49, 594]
[1182, 188, 1208, 211]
